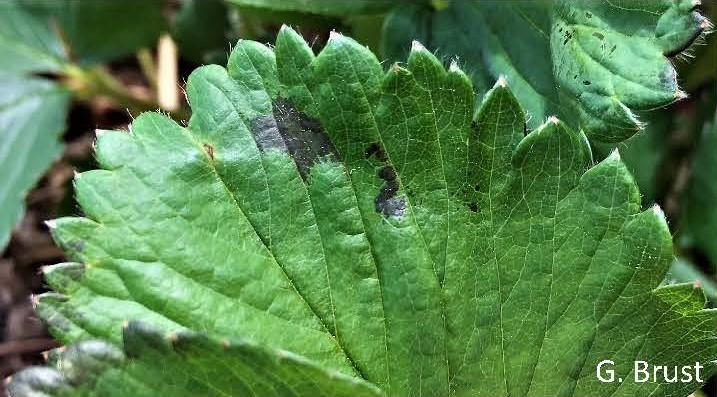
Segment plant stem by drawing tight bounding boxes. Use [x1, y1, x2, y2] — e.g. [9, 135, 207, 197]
[137, 48, 158, 91]
[61, 64, 190, 121]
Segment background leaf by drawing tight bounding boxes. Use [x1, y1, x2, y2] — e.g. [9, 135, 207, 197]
[683, 110, 717, 267]
[172, 0, 233, 65]
[0, 2, 66, 74]
[0, 76, 69, 254]
[19, 0, 166, 65]
[382, 0, 709, 144]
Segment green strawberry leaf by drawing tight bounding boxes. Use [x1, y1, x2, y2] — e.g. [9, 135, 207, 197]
[173, 0, 232, 65]
[0, 2, 70, 251]
[0, 2, 66, 74]
[16, 27, 717, 397]
[8, 321, 383, 397]
[382, 0, 710, 144]
[0, 76, 69, 250]
[225, 0, 397, 17]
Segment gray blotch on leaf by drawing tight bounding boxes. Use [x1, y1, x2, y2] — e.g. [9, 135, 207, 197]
[375, 165, 406, 218]
[250, 98, 338, 179]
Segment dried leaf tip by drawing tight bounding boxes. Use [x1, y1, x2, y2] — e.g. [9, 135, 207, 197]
[44, 219, 57, 229]
[122, 320, 130, 329]
[411, 40, 426, 52]
[693, 0, 701, 6]
[95, 129, 108, 137]
[73, 170, 82, 179]
[651, 204, 666, 221]
[3, 376, 11, 386]
[547, 115, 560, 125]
[694, 279, 702, 289]
[675, 89, 688, 100]
[449, 59, 461, 73]
[328, 30, 343, 42]
[496, 75, 508, 87]
[700, 17, 712, 30]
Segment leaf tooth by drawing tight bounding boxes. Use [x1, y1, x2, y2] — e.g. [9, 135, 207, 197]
[328, 30, 346, 44]
[651, 203, 667, 223]
[617, 101, 646, 130]
[411, 40, 427, 53]
[606, 148, 621, 162]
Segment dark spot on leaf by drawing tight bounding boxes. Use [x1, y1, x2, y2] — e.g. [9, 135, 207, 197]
[375, 165, 406, 218]
[365, 142, 387, 162]
[203, 143, 215, 160]
[474, 184, 480, 192]
[583, 80, 591, 85]
[585, 11, 592, 18]
[250, 98, 338, 179]
[468, 202, 479, 212]
[592, 32, 604, 40]
[609, 44, 617, 54]
[124, 321, 171, 358]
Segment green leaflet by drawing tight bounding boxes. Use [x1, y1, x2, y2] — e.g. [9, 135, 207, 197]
[0, 0, 163, 251]
[0, 2, 65, 74]
[0, 76, 69, 249]
[382, 0, 709, 144]
[17, 0, 166, 66]
[15, 28, 717, 397]
[7, 321, 383, 397]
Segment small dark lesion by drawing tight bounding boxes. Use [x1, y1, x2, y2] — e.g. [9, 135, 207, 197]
[365, 142, 387, 162]
[203, 143, 215, 161]
[375, 165, 406, 218]
[250, 98, 338, 179]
